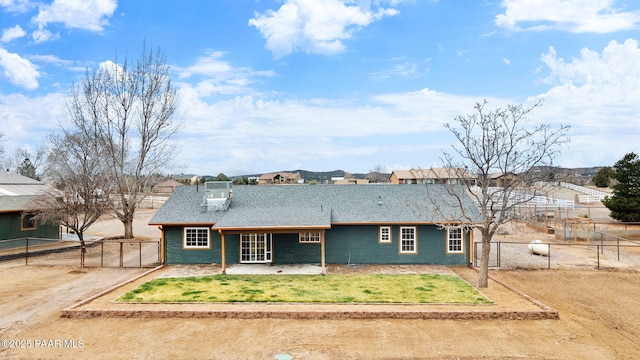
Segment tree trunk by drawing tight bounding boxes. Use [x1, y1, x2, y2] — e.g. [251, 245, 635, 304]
[478, 236, 491, 288]
[123, 217, 134, 239]
[78, 236, 86, 268]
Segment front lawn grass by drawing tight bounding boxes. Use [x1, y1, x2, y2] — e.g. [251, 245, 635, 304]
[117, 274, 491, 304]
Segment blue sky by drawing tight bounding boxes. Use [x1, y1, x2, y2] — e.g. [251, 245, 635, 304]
[1, 0, 639, 176]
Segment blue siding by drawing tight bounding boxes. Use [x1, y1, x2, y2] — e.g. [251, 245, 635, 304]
[165, 224, 470, 266]
[325, 225, 469, 265]
[164, 226, 217, 264]
[221, 234, 240, 265]
[0, 212, 59, 243]
[273, 233, 321, 263]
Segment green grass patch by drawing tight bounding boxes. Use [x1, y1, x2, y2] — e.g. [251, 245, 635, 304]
[116, 274, 491, 304]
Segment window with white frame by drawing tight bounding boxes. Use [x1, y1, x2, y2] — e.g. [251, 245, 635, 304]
[241, 233, 272, 262]
[379, 226, 391, 243]
[184, 227, 210, 249]
[299, 232, 321, 243]
[447, 227, 463, 253]
[400, 226, 416, 253]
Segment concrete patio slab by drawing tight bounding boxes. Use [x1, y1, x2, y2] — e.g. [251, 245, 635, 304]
[225, 263, 324, 275]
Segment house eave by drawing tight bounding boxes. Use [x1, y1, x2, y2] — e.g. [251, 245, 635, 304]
[214, 225, 331, 233]
[148, 222, 216, 227]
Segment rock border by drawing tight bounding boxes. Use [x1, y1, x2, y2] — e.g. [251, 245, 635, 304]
[61, 265, 559, 320]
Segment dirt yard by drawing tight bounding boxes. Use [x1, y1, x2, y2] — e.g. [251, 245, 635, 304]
[2, 204, 640, 359]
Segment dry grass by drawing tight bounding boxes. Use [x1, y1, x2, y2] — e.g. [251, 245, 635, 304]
[117, 274, 492, 304]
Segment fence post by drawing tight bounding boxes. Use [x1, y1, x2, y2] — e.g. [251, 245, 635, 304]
[596, 245, 600, 270]
[617, 238, 620, 261]
[101, 241, 104, 267]
[119, 242, 123, 267]
[25, 238, 29, 265]
[139, 242, 142, 267]
[548, 244, 551, 269]
[497, 241, 501, 269]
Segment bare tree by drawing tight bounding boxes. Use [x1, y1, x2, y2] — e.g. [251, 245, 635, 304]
[64, 45, 179, 239]
[30, 132, 113, 266]
[366, 164, 389, 183]
[0, 132, 5, 169]
[439, 100, 569, 288]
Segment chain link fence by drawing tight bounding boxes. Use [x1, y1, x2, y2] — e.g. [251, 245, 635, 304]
[474, 239, 640, 270]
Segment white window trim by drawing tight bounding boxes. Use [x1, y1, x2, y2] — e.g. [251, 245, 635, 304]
[299, 232, 321, 243]
[379, 226, 391, 243]
[241, 233, 272, 263]
[447, 227, 464, 254]
[183, 227, 210, 249]
[399, 226, 417, 254]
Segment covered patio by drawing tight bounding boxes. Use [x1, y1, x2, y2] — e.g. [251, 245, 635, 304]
[213, 207, 332, 274]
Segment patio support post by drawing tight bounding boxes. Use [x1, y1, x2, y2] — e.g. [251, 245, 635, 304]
[468, 227, 474, 265]
[321, 230, 326, 274]
[219, 229, 226, 275]
[158, 225, 164, 265]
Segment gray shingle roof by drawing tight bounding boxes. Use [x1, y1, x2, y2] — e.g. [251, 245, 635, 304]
[0, 171, 49, 212]
[149, 184, 481, 228]
[214, 207, 331, 230]
[0, 170, 48, 197]
[0, 195, 39, 212]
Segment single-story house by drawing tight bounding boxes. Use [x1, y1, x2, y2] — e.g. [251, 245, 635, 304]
[258, 172, 303, 185]
[390, 168, 476, 185]
[0, 171, 59, 242]
[149, 182, 480, 273]
[152, 179, 184, 195]
[488, 172, 518, 188]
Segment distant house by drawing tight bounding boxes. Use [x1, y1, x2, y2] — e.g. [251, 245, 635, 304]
[333, 178, 370, 185]
[389, 168, 476, 185]
[0, 171, 59, 242]
[152, 179, 184, 195]
[258, 172, 303, 185]
[149, 182, 481, 272]
[488, 172, 518, 188]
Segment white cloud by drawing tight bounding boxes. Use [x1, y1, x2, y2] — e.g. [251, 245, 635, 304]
[534, 38, 640, 166]
[540, 39, 640, 104]
[29, 54, 73, 67]
[177, 51, 234, 79]
[174, 35, 640, 173]
[370, 61, 421, 80]
[0, 48, 39, 89]
[496, 0, 640, 33]
[173, 79, 494, 174]
[0, 92, 66, 153]
[0, 0, 33, 13]
[249, 0, 399, 58]
[175, 51, 276, 97]
[502, 57, 511, 65]
[1, 25, 26, 43]
[32, 28, 59, 43]
[32, 0, 117, 33]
